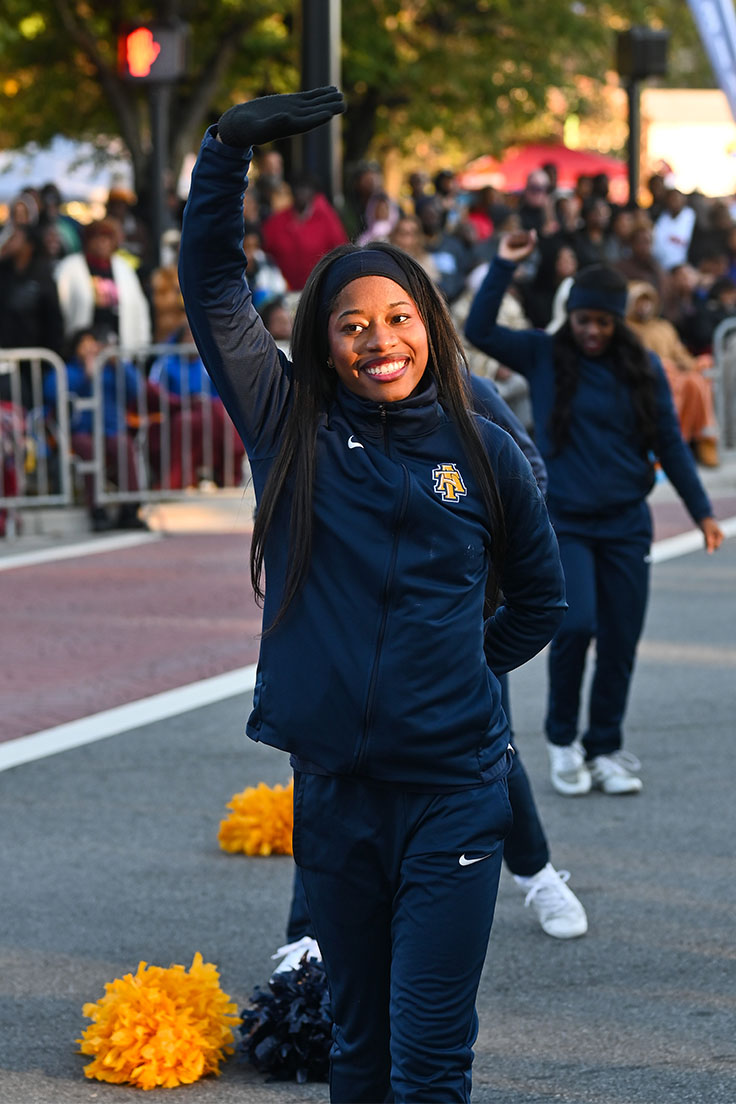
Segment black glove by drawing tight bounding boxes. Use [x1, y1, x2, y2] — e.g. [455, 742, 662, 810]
[217, 86, 345, 148]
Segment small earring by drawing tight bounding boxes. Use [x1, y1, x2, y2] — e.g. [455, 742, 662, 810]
[327, 357, 335, 369]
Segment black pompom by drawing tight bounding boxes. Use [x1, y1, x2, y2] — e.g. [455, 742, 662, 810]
[238, 958, 332, 1083]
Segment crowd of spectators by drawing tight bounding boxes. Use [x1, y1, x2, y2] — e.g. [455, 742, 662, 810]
[0, 178, 249, 533]
[248, 154, 732, 469]
[1, 150, 735, 534]
[337, 159, 731, 466]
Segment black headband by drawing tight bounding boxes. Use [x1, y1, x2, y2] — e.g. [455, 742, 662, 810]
[318, 250, 414, 326]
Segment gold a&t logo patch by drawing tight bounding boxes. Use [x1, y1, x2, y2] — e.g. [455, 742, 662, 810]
[432, 462, 467, 503]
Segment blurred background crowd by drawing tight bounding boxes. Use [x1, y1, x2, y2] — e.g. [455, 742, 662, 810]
[0, 147, 732, 535]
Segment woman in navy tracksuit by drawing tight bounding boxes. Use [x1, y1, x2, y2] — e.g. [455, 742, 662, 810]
[465, 230, 723, 798]
[277, 373, 587, 970]
[179, 90, 567, 1103]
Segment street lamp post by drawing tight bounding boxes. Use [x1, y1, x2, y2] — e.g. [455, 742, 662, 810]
[626, 77, 642, 205]
[300, 0, 342, 204]
[616, 27, 669, 204]
[149, 82, 172, 269]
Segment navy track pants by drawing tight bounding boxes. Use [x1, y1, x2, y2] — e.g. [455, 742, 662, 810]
[498, 673, 549, 877]
[287, 678, 548, 944]
[287, 747, 548, 943]
[292, 768, 513, 1103]
[545, 502, 651, 757]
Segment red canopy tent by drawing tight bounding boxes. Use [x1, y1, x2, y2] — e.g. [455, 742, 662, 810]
[458, 143, 628, 197]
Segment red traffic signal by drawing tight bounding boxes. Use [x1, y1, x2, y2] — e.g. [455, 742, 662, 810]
[118, 24, 188, 82]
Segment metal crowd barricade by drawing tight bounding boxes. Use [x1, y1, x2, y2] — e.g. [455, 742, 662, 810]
[712, 317, 736, 449]
[82, 342, 247, 506]
[0, 347, 73, 511]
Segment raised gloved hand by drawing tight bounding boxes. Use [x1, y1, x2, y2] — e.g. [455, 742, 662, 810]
[217, 86, 345, 148]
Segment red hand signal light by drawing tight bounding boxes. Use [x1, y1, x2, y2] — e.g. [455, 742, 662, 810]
[118, 23, 188, 82]
[125, 27, 161, 78]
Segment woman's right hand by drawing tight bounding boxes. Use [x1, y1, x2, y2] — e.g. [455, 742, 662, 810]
[217, 87, 345, 148]
[497, 229, 537, 264]
[700, 516, 724, 554]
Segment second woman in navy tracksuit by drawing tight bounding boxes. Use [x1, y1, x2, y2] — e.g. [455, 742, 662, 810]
[179, 90, 567, 1103]
[465, 230, 723, 798]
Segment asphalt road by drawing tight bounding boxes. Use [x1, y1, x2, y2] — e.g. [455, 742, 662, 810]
[2, 535, 735, 1103]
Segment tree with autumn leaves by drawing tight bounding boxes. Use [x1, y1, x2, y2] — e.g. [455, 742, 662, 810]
[0, 0, 713, 209]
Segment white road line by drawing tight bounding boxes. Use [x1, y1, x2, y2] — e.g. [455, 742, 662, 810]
[650, 515, 736, 563]
[2, 515, 734, 772]
[0, 531, 161, 570]
[0, 665, 257, 772]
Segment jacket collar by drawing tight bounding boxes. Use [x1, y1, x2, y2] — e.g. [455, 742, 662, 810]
[334, 373, 444, 440]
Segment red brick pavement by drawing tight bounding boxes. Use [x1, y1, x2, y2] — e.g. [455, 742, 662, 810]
[3, 490, 735, 743]
[652, 492, 736, 540]
[2, 533, 262, 742]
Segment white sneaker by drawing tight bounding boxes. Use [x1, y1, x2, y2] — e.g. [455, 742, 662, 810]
[547, 742, 592, 795]
[270, 936, 322, 975]
[514, 863, 588, 939]
[588, 751, 642, 794]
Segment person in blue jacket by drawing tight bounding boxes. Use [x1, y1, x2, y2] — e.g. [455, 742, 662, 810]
[43, 326, 149, 530]
[274, 373, 586, 985]
[148, 320, 247, 488]
[465, 230, 724, 799]
[179, 89, 567, 1104]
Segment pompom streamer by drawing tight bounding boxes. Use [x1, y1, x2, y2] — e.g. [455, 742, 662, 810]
[218, 780, 294, 856]
[238, 959, 332, 1083]
[78, 953, 240, 1090]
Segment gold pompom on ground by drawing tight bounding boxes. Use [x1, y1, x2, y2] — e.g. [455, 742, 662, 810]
[218, 779, 294, 856]
[78, 953, 240, 1090]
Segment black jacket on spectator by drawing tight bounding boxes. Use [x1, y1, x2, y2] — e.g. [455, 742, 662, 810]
[0, 253, 64, 408]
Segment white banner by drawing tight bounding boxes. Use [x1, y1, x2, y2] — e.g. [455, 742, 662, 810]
[688, 0, 736, 120]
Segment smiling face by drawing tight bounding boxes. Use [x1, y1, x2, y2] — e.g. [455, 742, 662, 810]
[327, 275, 429, 402]
[569, 308, 616, 358]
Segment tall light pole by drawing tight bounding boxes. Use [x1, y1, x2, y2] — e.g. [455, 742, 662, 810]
[616, 27, 669, 205]
[300, 0, 342, 204]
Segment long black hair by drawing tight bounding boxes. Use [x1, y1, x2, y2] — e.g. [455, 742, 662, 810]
[250, 241, 507, 630]
[549, 266, 659, 455]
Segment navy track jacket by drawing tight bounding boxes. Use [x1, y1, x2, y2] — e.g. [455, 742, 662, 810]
[469, 374, 548, 496]
[179, 129, 567, 789]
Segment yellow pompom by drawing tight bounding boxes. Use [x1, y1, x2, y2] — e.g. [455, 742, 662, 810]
[78, 953, 240, 1090]
[218, 779, 294, 856]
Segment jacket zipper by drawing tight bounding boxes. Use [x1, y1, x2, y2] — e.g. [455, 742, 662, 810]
[380, 404, 390, 453]
[354, 409, 410, 772]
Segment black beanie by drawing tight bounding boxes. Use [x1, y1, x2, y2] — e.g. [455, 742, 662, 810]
[567, 264, 628, 318]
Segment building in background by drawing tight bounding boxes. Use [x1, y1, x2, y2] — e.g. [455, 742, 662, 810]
[641, 88, 736, 198]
